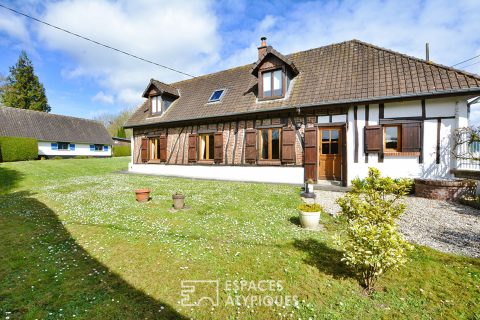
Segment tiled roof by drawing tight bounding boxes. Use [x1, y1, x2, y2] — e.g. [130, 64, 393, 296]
[141, 79, 179, 98]
[0, 106, 113, 144]
[125, 39, 480, 127]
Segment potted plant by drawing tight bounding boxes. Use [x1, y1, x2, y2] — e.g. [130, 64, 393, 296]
[297, 203, 322, 229]
[135, 189, 151, 202]
[172, 192, 185, 210]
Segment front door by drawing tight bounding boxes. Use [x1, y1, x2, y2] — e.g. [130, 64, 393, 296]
[318, 127, 342, 181]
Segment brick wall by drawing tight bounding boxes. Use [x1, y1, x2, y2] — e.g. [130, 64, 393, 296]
[414, 178, 476, 201]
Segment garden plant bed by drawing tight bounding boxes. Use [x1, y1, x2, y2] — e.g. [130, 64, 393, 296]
[0, 157, 479, 319]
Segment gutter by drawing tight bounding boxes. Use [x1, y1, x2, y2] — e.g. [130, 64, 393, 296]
[124, 88, 480, 129]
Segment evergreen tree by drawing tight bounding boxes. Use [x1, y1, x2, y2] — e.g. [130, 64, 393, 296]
[1, 51, 51, 112]
[116, 127, 127, 138]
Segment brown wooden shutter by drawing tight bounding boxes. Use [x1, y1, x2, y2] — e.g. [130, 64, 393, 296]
[245, 129, 257, 163]
[188, 134, 197, 163]
[140, 138, 148, 163]
[402, 122, 421, 152]
[214, 132, 223, 163]
[281, 127, 295, 163]
[304, 127, 317, 182]
[159, 134, 167, 162]
[364, 125, 382, 153]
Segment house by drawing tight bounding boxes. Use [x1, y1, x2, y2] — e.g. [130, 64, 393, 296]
[112, 137, 131, 146]
[124, 38, 480, 185]
[0, 106, 113, 158]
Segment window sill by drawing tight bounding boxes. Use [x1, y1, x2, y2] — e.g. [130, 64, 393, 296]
[384, 152, 420, 157]
[198, 160, 215, 164]
[258, 96, 284, 101]
[147, 159, 161, 164]
[257, 159, 281, 165]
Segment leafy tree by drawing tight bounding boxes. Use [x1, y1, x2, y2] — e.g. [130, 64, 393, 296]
[1, 51, 50, 112]
[116, 127, 126, 138]
[94, 107, 134, 138]
[0, 73, 6, 101]
[336, 168, 413, 294]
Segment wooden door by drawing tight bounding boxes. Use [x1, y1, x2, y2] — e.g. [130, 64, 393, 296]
[318, 127, 342, 181]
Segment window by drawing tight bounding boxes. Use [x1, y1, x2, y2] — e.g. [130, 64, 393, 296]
[320, 129, 340, 155]
[384, 126, 401, 151]
[262, 69, 283, 98]
[149, 138, 160, 160]
[208, 89, 225, 102]
[57, 142, 69, 150]
[94, 144, 104, 151]
[199, 133, 214, 160]
[259, 128, 281, 160]
[151, 95, 161, 113]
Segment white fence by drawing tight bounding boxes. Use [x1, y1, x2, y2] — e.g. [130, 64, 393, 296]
[456, 139, 480, 170]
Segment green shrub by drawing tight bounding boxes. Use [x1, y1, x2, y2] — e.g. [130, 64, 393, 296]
[459, 195, 480, 209]
[113, 145, 130, 157]
[74, 155, 88, 159]
[297, 203, 322, 212]
[52, 156, 63, 160]
[0, 136, 37, 162]
[336, 168, 413, 294]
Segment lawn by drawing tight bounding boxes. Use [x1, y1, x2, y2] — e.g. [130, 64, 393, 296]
[0, 157, 479, 319]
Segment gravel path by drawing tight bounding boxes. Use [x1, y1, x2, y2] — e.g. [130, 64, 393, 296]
[308, 190, 480, 258]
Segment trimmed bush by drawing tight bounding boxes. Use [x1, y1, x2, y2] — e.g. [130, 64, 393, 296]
[74, 155, 88, 159]
[113, 145, 130, 157]
[0, 136, 38, 162]
[297, 203, 323, 212]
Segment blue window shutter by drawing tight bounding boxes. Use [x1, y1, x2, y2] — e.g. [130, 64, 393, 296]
[51, 143, 58, 150]
[103, 145, 108, 151]
[90, 144, 95, 151]
[70, 144, 75, 151]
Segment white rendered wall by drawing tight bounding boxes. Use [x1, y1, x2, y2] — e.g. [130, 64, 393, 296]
[38, 141, 111, 157]
[346, 97, 468, 183]
[128, 163, 304, 184]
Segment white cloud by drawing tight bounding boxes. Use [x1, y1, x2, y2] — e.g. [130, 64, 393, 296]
[92, 91, 114, 104]
[0, 10, 30, 43]
[35, 0, 219, 105]
[220, 0, 480, 77]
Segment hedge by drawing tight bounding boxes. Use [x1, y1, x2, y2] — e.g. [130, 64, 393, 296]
[0, 136, 38, 162]
[113, 145, 131, 157]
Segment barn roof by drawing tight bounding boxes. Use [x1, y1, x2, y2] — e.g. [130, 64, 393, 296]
[0, 106, 113, 145]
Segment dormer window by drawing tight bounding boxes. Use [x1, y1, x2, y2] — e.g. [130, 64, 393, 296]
[150, 95, 175, 116]
[259, 68, 285, 100]
[208, 89, 225, 102]
[151, 95, 161, 114]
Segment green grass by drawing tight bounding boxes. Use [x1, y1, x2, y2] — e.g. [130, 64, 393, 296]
[0, 157, 479, 319]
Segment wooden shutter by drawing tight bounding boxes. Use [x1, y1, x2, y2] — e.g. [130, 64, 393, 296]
[304, 127, 317, 182]
[214, 132, 223, 163]
[402, 122, 421, 152]
[159, 134, 167, 162]
[245, 129, 257, 163]
[188, 134, 197, 163]
[140, 138, 148, 163]
[281, 127, 295, 163]
[364, 125, 382, 153]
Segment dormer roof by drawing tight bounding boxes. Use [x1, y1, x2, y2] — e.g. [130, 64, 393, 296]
[251, 46, 299, 77]
[142, 79, 179, 98]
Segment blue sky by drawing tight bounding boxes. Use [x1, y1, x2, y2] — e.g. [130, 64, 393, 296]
[0, 0, 480, 122]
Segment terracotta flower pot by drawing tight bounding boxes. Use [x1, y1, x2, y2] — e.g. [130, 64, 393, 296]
[172, 193, 185, 210]
[135, 189, 151, 202]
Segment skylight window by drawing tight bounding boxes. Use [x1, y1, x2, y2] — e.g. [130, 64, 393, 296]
[208, 89, 225, 102]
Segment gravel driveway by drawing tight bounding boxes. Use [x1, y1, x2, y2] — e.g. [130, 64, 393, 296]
[310, 190, 480, 258]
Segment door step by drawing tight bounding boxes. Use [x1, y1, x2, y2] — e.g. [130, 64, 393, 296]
[313, 181, 350, 192]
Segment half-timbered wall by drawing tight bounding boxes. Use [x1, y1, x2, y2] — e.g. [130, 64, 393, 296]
[129, 97, 469, 185]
